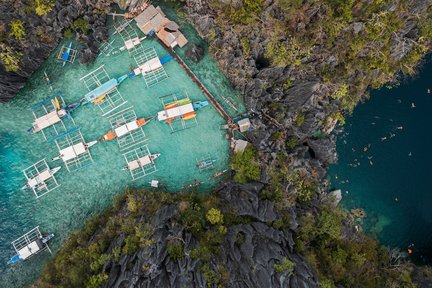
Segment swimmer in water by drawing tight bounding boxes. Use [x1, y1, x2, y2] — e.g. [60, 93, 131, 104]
[408, 152, 412, 156]
[368, 156, 373, 160]
[395, 197, 399, 202]
[343, 140, 347, 144]
[397, 126, 403, 130]
[352, 148, 356, 152]
[398, 99, 402, 103]
[381, 136, 387, 141]
[363, 147, 368, 152]
[369, 160, 373, 166]
[428, 88, 431, 94]
[371, 122, 376, 125]
[390, 133, 396, 138]
[411, 102, 416, 108]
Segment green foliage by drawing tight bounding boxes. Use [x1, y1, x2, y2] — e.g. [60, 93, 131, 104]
[240, 37, 251, 56]
[295, 205, 415, 287]
[0, 44, 22, 72]
[226, 0, 265, 24]
[167, 242, 185, 261]
[64, 28, 74, 39]
[85, 273, 108, 288]
[231, 146, 261, 184]
[326, 0, 355, 22]
[206, 208, 224, 225]
[286, 136, 298, 150]
[290, 172, 318, 204]
[277, 0, 303, 12]
[271, 131, 283, 141]
[200, 264, 229, 288]
[274, 257, 295, 273]
[180, 202, 206, 237]
[34, 0, 55, 16]
[9, 19, 26, 40]
[295, 113, 305, 127]
[73, 18, 89, 34]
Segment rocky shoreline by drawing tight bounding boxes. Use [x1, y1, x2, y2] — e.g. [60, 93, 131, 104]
[2, 0, 432, 287]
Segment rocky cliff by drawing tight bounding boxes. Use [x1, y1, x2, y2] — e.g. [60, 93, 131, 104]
[33, 0, 432, 287]
[0, 0, 110, 102]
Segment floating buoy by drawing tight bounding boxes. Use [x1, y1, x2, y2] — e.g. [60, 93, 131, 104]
[408, 249, 413, 254]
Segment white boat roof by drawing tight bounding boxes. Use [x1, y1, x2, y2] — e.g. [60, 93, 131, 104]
[124, 37, 141, 50]
[60, 142, 86, 161]
[17, 241, 41, 259]
[127, 155, 151, 171]
[139, 57, 162, 74]
[34, 110, 61, 130]
[115, 120, 139, 138]
[28, 169, 51, 187]
[157, 103, 194, 121]
[150, 180, 159, 187]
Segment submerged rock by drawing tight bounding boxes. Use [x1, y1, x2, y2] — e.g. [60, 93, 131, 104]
[185, 43, 205, 63]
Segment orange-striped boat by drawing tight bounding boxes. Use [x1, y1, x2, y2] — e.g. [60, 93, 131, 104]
[98, 116, 154, 142]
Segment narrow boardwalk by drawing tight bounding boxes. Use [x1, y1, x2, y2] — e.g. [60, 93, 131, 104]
[160, 41, 233, 124]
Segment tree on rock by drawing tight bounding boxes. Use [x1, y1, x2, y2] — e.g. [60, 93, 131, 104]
[0, 44, 22, 72]
[206, 208, 223, 225]
[9, 20, 25, 40]
[34, 0, 55, 16]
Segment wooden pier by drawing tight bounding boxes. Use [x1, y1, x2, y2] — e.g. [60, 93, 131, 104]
[159, 41, 233, 124]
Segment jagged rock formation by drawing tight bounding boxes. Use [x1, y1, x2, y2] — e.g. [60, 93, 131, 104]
[99, 183, 318, 288]
[0, 0, 110, 102]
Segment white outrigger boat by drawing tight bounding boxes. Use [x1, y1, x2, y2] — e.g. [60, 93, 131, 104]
[51, 128, 97, 172]
[52, 141, 97, 162]
[21, 159, 61, 198]
[122, 153, 160, 171]
[28, 93, 78, 141]
[122, 145, 160, 180]
[7, 227, 54, 265]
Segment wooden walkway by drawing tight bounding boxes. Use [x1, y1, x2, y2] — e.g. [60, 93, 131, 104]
[159, 41, 233, 124]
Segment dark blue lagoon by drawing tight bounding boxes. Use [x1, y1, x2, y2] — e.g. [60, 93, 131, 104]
[329, 56, 432, 264]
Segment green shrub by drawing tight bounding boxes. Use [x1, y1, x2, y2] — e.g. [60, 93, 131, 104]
[206, 208, 224, 225]
[167, 242, 185, 261]
[64, 28, 74, 39]
[240, 37, 251, 56]
[34, 0, 55, 16]
[231, 146, 261, 183]
[73, 18, 89, 34]
[271, 131, 283, 141]
[0, 44, 22, 72]
[9, 19, 25, 40]
[286, 136, 298, 150]
[295, 114, 305, 127]
[85, 273, 108, 288]
[274, 257, 295, 273]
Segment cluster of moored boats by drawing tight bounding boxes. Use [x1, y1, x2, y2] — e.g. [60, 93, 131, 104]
[9, 37, 232, 266]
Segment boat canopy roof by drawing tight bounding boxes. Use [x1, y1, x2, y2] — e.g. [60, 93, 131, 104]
[60, 142, 87, 161]
[17, 240, 42, 259]
[33, 110, 61, 131]
[128, 155, 152, 171]
[157, 103, 194, 121]
[84, 78, 118, 102]
[28, 169, 51, 187]
[124, 37, 141, 50]
[115, 120, 139, 138]
[139, 57, 162, 74]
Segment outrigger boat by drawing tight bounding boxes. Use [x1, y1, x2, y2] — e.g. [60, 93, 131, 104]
[122, 153, 160, 171]
[211, 169, 228, 179]
[7, 227, 54, 265]
[157, 99, 208, 124]
[61, 42, 72, 67]
[181, 181, 204, 189]
[81, 74, 129, 105]
[99, 116, 154, 142]
[21, 166, 61, 191]
[21, 159, 61, 198]
[52, 140, 97, 161]
[28, 95, 79, 135]
[148, 179, 166, 188]
[197, 159, 216, 169]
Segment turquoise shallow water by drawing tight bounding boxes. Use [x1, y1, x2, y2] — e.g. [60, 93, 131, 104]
[329, 56, 432, 264]
[0, 4, 244, 286]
